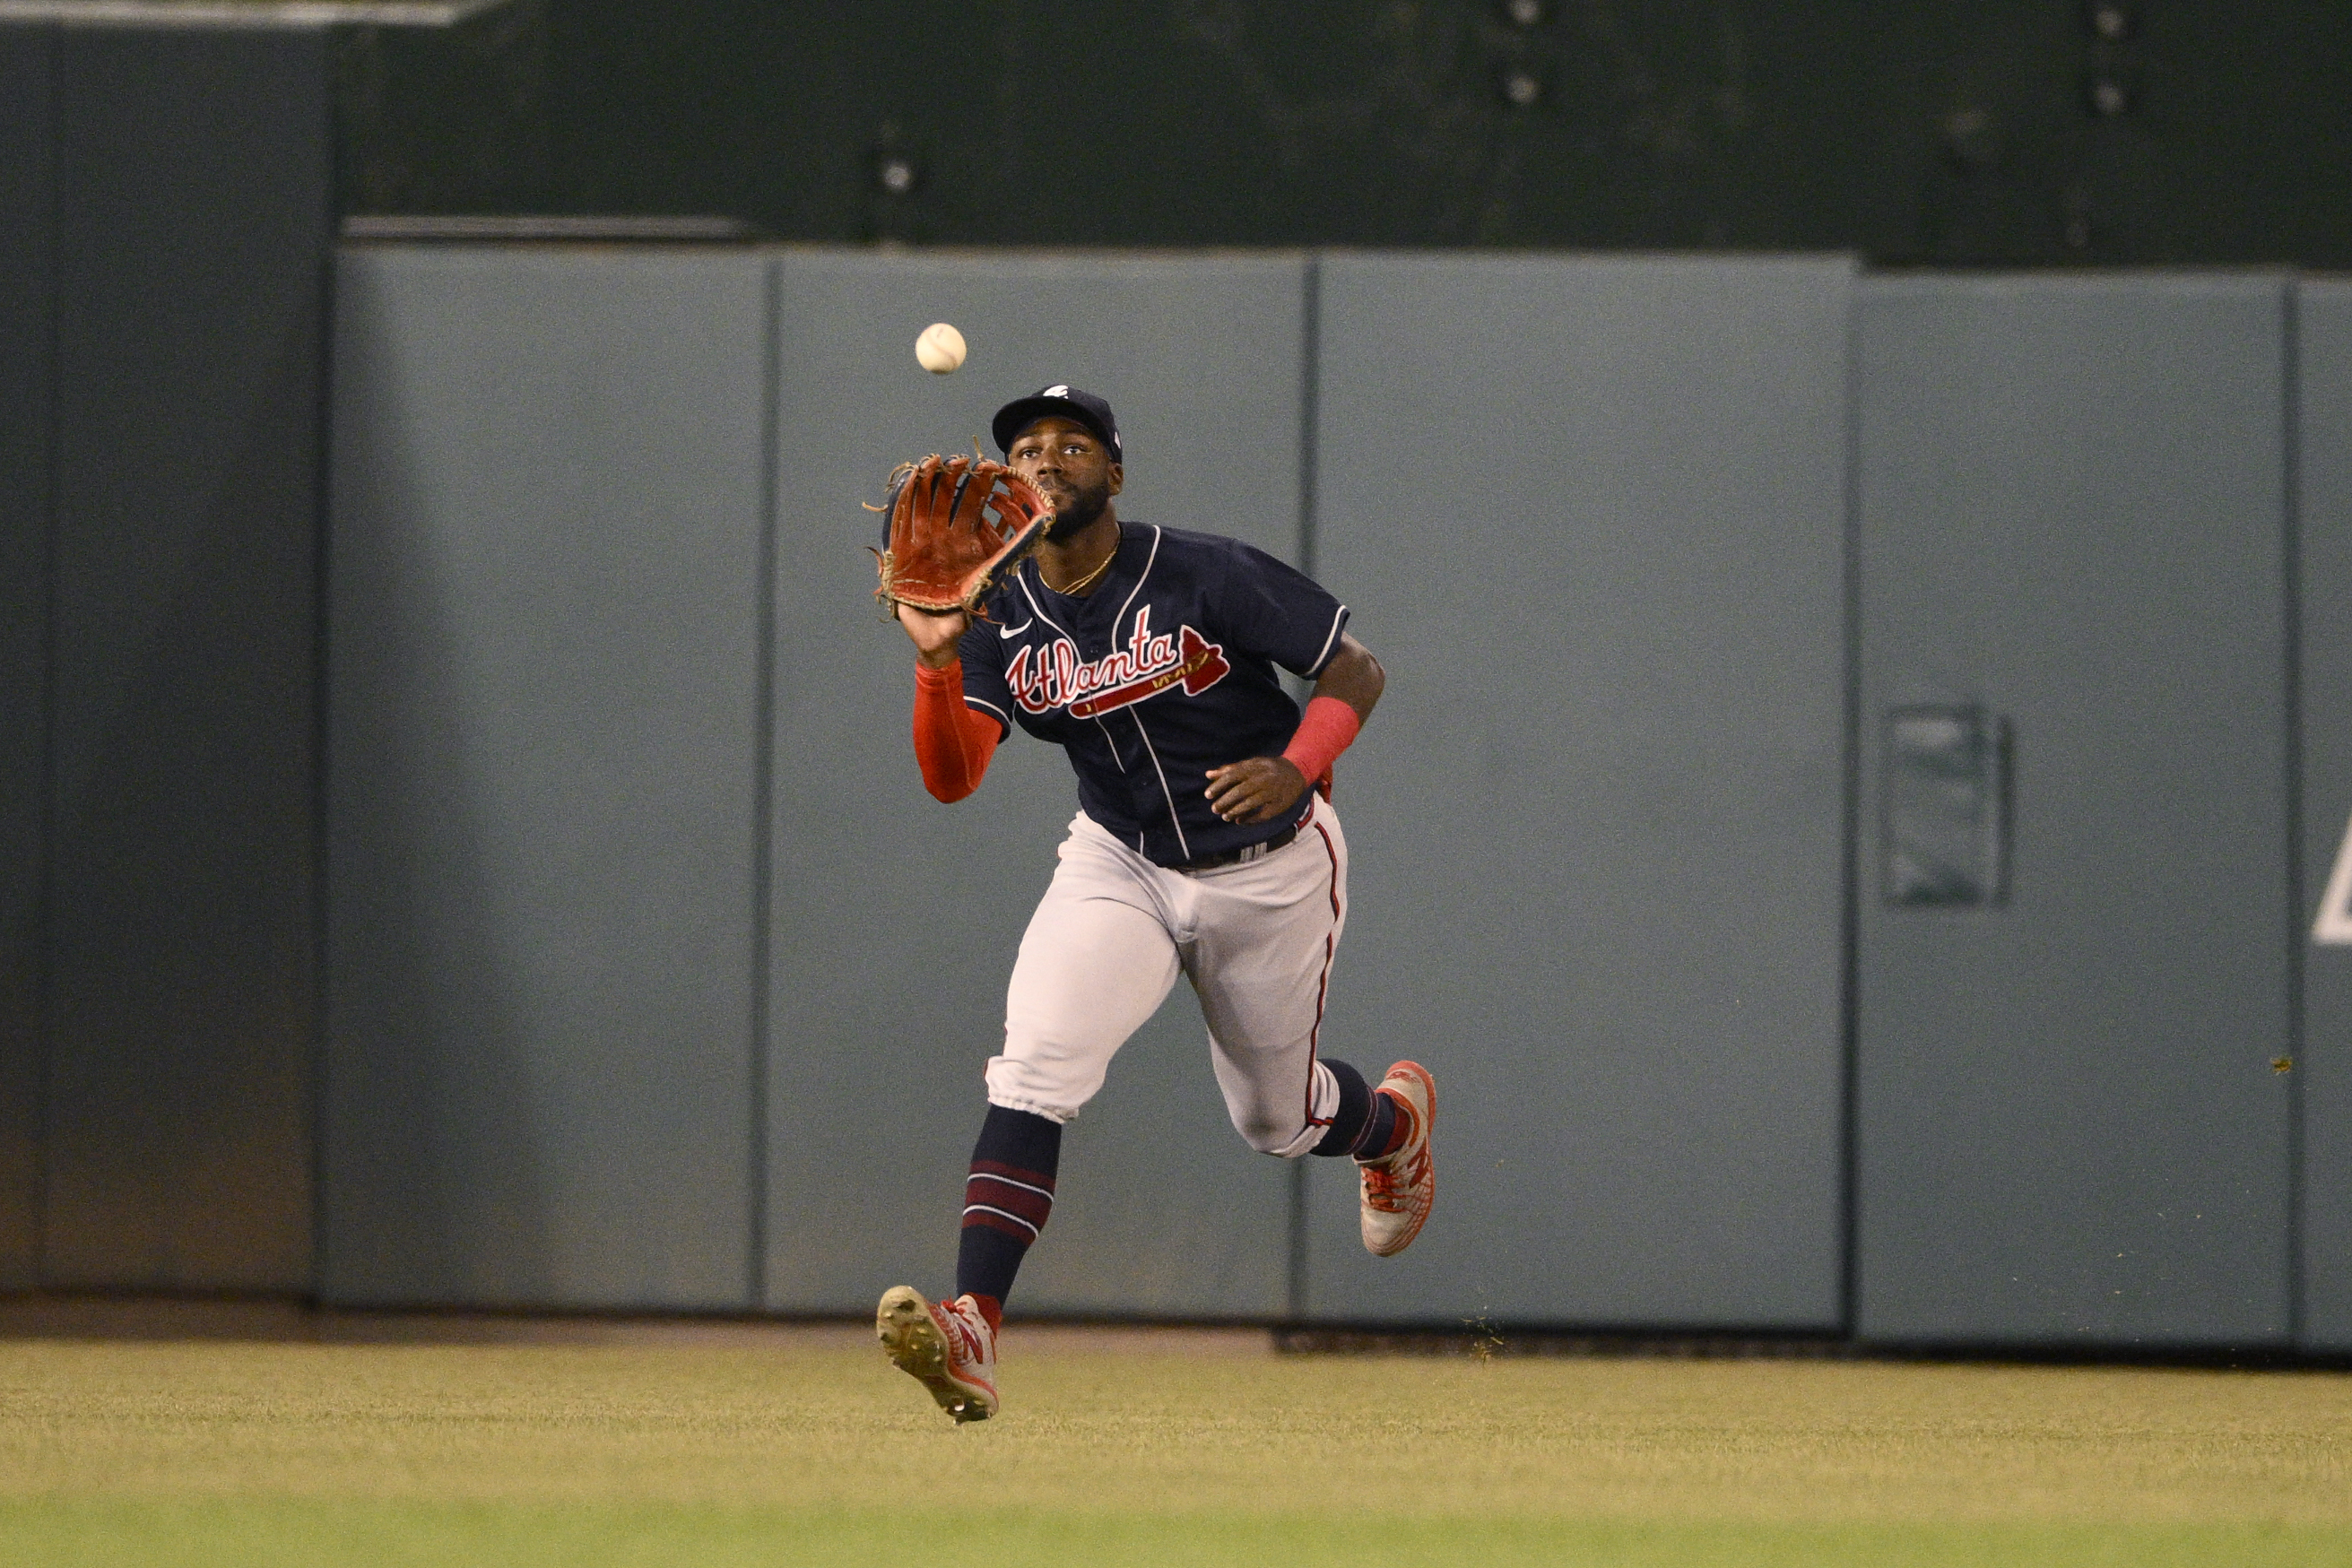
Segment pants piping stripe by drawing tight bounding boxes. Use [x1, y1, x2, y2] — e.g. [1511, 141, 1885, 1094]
[1302, 815, 1342, 1134]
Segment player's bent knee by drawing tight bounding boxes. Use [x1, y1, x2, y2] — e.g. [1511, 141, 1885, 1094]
[1228, 1105, 1313, 1157]
[983, 1057, 1089, 1124]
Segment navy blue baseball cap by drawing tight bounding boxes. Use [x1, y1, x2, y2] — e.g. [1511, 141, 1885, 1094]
[992, 385, 1123, 464]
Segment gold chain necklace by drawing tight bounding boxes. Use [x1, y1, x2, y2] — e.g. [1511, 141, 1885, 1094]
[1044, 545, 1115, 597]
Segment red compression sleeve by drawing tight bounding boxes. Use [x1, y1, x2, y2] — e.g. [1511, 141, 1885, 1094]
[912, 660, 1001, 802]
[1281, 694, 1362, 797]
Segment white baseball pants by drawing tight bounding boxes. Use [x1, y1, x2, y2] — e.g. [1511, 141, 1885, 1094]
[985, 795, 1350, 1157]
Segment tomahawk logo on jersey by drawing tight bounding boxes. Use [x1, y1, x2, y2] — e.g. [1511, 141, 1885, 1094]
[958, 523, 1349, 868]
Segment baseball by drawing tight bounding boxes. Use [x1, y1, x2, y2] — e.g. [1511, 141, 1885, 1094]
[915, 322, 967, 374]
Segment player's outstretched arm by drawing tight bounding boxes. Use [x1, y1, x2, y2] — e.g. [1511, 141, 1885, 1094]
[1204, 635, 1384, 825]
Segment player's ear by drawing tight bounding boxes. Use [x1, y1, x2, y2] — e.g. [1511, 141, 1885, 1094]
[1107, 461, 1124, 496]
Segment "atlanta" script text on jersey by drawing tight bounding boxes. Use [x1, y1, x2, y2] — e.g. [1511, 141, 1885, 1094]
[1006, 606, 1233, 720]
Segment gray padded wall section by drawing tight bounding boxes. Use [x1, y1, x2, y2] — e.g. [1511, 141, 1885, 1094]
[325, 247, 768, 1308]
[1305, 254, 1853, 1328]
[1854, 275, 2292, 1347]
[2301, 279, 2352, 1350]
[44, 26, 330, 1290]
[764, 252, 1307, 1317]
[0, 24, 50, 1290]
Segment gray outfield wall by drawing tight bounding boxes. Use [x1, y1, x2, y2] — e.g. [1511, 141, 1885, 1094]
[1853, 277, 2295, 1347]
[323, 247, 1851, 1329]
[1301, 255, 1850, 1329]
[2304, 282, 2352, 1352]
[758, 253, 1314, 1320]
[323, 249, 769, 1309]
[319, 245, 2352, 1349]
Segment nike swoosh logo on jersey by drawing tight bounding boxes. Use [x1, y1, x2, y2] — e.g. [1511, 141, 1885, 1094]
[998, 619, 1034, 637]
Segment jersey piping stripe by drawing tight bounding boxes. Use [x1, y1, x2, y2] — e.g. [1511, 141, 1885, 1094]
[961, 1204, 1040, 1238]
[1126, 708, 1193, 862]
[1046, 530, 1188, 862]
[1108, 524, 1162, 648]
[1013, 569, 1071, 643]
[964, 693, 1012, 733]
[1015, 568, 1131, 771]
[1302, 810, 1342, 1132]
[1306, 603, 1349, 676]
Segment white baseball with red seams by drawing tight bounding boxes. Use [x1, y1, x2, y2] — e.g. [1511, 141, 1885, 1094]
[915, 321, 967, 374]
[984, 794, 1350, 1156]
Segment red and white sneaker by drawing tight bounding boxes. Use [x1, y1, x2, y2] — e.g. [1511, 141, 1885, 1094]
[1357, 1060, 1436, 1257]
[876, 1286, 999, 1423]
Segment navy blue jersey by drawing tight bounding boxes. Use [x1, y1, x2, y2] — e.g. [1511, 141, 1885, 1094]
[959, 523, 1350, 868]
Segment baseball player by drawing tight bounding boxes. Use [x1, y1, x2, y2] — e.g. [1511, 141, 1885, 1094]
[873, 386, 1434, 1422]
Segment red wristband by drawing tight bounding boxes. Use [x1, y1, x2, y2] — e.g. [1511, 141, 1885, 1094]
[1281, 695, 1361, 793]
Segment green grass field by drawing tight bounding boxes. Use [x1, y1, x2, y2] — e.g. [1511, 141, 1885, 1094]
[0, 1327, 2347, 1565]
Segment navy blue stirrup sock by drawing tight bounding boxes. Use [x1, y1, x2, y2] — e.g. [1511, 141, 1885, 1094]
[1309, 1059, 1369, 1155]
[956, 1105, 1062, 1306]
[1307, 1059, 1397, 1158]
[1355, 1086, 1400, 1157]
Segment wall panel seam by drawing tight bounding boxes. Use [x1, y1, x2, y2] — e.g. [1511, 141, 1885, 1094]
[1836, 268, 1864, 1341]
[2285, 273, 2307, 1344]
[747, 256, 781, 1308]
[302, 85, 337, 1305]
[31, 17, 59, 1290]
[1285, 254, 1320, 1321]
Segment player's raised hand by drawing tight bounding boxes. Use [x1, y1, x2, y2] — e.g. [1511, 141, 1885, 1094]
[895, 602, 970, 669]
[1204, 756, 1308, 825]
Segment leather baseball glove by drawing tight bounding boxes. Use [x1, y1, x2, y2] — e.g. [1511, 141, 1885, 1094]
[872, 454, 1052, 616]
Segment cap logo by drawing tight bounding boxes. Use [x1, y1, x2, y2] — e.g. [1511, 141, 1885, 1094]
[1044, 385, 1069, 397]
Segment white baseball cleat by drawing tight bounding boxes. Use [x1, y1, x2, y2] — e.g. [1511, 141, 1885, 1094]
[1357, 1060, 1436, 1257]
[876, 1286, 999, 1423]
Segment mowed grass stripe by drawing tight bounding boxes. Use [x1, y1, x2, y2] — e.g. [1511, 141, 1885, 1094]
[3, 1501, 2349, 1568]
[0, 1338, 2346, 1564]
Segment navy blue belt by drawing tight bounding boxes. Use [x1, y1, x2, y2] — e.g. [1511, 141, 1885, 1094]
[1170, 824, 1298, 875]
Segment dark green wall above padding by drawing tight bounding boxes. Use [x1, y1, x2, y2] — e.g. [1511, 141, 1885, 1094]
[0, 25, 52, 1296]
[0, 19, 334, 1295]
[339, 1, 2352, 266]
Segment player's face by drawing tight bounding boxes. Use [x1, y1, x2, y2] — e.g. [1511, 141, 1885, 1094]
[1009, 417, 1122, 539]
